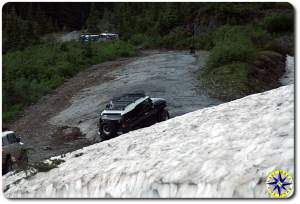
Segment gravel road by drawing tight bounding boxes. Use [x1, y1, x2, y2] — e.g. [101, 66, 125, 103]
[8, 50, 221, 162]
[50, 50, 221, 140]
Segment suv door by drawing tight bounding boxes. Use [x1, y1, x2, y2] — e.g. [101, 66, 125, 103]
[6, 133, 23, 161]
[124, 98, 153, 129]
[134, 99, 155, 125]
[2, 135, 10, 159]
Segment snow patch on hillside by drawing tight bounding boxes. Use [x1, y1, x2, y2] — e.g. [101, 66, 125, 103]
[3, 85, 294, 198]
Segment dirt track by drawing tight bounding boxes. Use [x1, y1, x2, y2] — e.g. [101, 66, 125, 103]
[7, 50, 221, 162]
[7, 56, 140, 162]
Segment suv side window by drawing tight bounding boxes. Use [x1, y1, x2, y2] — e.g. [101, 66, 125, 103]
[7, 133, 18, 144]
[124, 98, 153, 121]
[2, 136, 9, 146]
[135, 99, 152, 115]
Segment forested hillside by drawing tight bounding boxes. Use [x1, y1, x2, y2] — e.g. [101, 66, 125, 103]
[2, 2, 294, 122]
[3, 2, 294, 51]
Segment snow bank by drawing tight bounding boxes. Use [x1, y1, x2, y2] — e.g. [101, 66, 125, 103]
[3, 85, 294, 198]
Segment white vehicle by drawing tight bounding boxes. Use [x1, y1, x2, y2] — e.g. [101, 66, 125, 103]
[2, 131, 28, 174]
[99, 33, 119, 41]
[80, 33, 119, 42]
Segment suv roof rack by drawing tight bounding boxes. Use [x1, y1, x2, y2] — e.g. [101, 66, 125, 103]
[106, 92, 147, 111]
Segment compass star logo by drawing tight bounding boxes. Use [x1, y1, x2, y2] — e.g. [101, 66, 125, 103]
[266, 170, 293, 198]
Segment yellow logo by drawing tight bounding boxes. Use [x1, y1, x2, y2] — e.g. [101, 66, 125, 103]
[266, 169, 293, 198]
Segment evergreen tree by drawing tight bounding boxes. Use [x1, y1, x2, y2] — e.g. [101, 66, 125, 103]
[3, 6, 20, 52]
[98, 9, 115, 32]
[86, 3, 101, 33]
[35, 4, 49, 35]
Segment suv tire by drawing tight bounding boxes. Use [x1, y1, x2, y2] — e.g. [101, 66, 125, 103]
[158, 109, 170, 122]
[100, 122, 117, 140]
[3, 156, 13, 175]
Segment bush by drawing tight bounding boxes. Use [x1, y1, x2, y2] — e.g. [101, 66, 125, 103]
[2, 104, 23, 122]
[200, 62, 257, 100]
[130, 34, 147, 46]
[213, 24, 272, 48]
[245, 26, 272, 49]
[158, 27, 191, 49]
[199, 25, 265, 100]
[206, 38, 257, 69]
[193, 33, 214, 50]
[2, 40, 136, 122]
[261, 13, 294, 34]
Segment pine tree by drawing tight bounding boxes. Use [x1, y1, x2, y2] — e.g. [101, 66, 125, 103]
[86, 3, 101, 33]
[35, 4, 48, 35]
[98, 9, 115, 32]
[4, 6, 20, 51]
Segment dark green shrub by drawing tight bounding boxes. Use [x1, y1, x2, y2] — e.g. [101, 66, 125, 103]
[193, 33, 214, 50]
[59, 43, 69, 52]
[245, 26, 272, 49]
[206, 38, 257, 69]
[261, 13, 294, 33]
[200, 62, 257, 100]
[130, 34, 146, 46]
[2, 104, 23, 122]
[213, 24, 272, 49]
[2, 40, 136, 122]
[159, 27, 191, 49]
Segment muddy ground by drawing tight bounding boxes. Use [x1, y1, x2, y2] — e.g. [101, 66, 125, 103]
[7, 50, 222, 162]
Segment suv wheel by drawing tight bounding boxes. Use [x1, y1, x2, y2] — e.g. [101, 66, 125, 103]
[21, 150, 29, 164]
[3, 156, 13, 175]
[100, 122, 117, 140]
[158, 109, 170, 122]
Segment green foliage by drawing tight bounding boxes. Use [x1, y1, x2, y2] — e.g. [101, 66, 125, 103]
[3, 41, 136, 122]
[86, 3, 101, 33]
[199, 63, 257, 100]
[2, 6, 39, 53]
[260, 13, 294, 34]
[130, 34, 148, 46]
[199, 25, 262, 100]
[193, 32, 215, 50]
[206, 28, 257, 69]
[2, 105, 23, 122]
[2, 2, 295, 115]
[2, 5, 59, 53]
[159, 27, 190, 49]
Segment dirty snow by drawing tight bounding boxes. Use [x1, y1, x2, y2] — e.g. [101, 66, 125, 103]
[3, 84, 294, 198]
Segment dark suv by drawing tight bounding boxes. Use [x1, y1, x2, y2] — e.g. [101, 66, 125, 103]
[98, 93, 169, 140]
[2, 131, 28, 175]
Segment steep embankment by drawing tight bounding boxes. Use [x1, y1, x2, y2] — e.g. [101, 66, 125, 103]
[4, 83, 294, 198]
